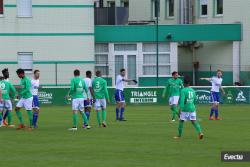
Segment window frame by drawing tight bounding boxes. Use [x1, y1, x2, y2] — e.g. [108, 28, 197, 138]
[152, 0, 160, 19]
[215, 0, 223, 17]
[199, 0, 208, 18]
[17, 0, 32, 18]
[165, 0, 174, 19]
[95, 43, 110, 77]
[142, 43, 171, 77]
[17, 52, 33, 73]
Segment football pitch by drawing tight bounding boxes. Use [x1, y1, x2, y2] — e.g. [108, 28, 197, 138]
[0, 104, 249, 167]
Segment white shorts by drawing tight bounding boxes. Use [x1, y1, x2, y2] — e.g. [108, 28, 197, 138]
[72, 98, 84, 111]
[180, 111, 197, 121]
[16, 97, 33, 111]
[94, 99, 106, 111]
[0, 100, 13, 111]
[169, 96, 180, 105]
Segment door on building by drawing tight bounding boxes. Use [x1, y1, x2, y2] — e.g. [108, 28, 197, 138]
[114, 54, 137, 86]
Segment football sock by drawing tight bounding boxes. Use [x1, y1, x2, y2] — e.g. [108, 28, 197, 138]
[33, 111, 39, 127]
[214, 109, 219, 118]
[120, 107, 124, 119]
[102, 109, 107, 122]
[178, 121, 184, 137]
[7, 112, 13, 125]
[210, 108, 214, 117]
[27, 110, 33, 127]
[192, 121, 202, 134]
[96, 111, 101, 125]
[81, 111, 89, 125]
[16, 110, 24, 125]
[116, 108, 120, 120]
[73, 113, 78, 127]
[172, 105, 178, 120]
[3, 110, 9, 120]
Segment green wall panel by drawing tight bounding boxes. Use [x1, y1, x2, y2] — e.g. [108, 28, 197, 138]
[95, 24, 242, 42]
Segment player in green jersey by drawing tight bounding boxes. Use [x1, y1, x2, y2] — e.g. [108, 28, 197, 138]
[68, 69, 90, 131]
[162, 71, 183, 122]
[0, 76, 16, 128]
[174, 76, 204, 140]
[92, 71, 110, 127]
[15, 69, 34, 130]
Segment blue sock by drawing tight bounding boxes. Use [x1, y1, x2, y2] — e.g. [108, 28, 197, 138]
[210, 108, 214, 117]
[215, 109, 219, 118]
[3, 110, 9, 120]
[33, 111, 39, 126]
[116, 108, 120, 120]
[120, 108, 125, 120]
[85, 111, 90, 120]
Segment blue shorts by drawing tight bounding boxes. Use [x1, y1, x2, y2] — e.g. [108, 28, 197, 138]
[84, 99, 93, 108]
[115, 89, 125, 103]
[211, 92, 220, 103]
[32, 95, 40, 109]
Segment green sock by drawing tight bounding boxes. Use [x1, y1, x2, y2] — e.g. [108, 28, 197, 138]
[7, 112, 13, 125]
[178, 121, 184, 137]
[192, 121, 202, 134]
[73, 113, 78, 127]
[102, 109, 107, 122]
[96, 111, 101, 125]
[27, 110, 33, 127]
[16, 110, 24, 125]
[171, 105, 178, 120]
[81, 111, 89, 125]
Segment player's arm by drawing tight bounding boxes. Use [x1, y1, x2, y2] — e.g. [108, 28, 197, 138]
[0, 89, 2, 102]
[104, 81, 110, 103]
[83, 81, 89, 99]
[69, 79, 75, 97]
[89, 87, 94, 99]
[9, 83, 17, 99]
[200, 78, 212, 82]
[179, 90, 185, 111]
[220, 86, 226, 95]
[122, 78, 137, 84]
[162, 81, 169, 98]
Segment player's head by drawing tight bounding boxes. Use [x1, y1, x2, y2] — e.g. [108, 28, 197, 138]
[183, 76, 191, 87]
[34, 69, 40, 79]
[120, 68, 126, 77]
[96, 70, 102, 77]
[86, 71, 92, 78]
[2, 68, 9, 79]
[217, 69, 222, 78]
[16, 68, 25, 78]
[172, 71, 178, 79]
[74, 69, 80, 77]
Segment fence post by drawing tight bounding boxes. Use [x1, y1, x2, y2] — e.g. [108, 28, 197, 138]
[55, 62, 58, 86]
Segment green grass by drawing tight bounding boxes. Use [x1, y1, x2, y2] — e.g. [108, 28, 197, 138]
[0, 105, 250, 167]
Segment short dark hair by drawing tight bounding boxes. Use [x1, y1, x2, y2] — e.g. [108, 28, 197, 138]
[183, 76, 191, 85]
[34, 69, 40, 74]
[86, 71, 92, 76]
[16, 68, 25, 75]
[120, 68, 125, 73]
[74, 69, 80, 76]
[96, 70, 101, 76]
[2, 68, 8, 74]
[172, 71, 178, 76]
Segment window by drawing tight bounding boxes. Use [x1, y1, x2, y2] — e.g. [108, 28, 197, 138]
[166, 0, 174, 18]
[94, 0, 100, 8]
[142, 43, 171, 76]
[152, 0, 160, 18]
[0, 0, 3, 16]
[215, 0, 223, 16]
[121, 0, 129, 7]
[95, 44, 109, 75]
[107, 1, 115, 7]
[200, 0, 208, 17]
[18, 52, 33, 72]
[114, 44, 137, 51]
[17, 0, 32, 17]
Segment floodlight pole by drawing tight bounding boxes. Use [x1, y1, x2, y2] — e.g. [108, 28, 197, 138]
[156, 0, 159, 87]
